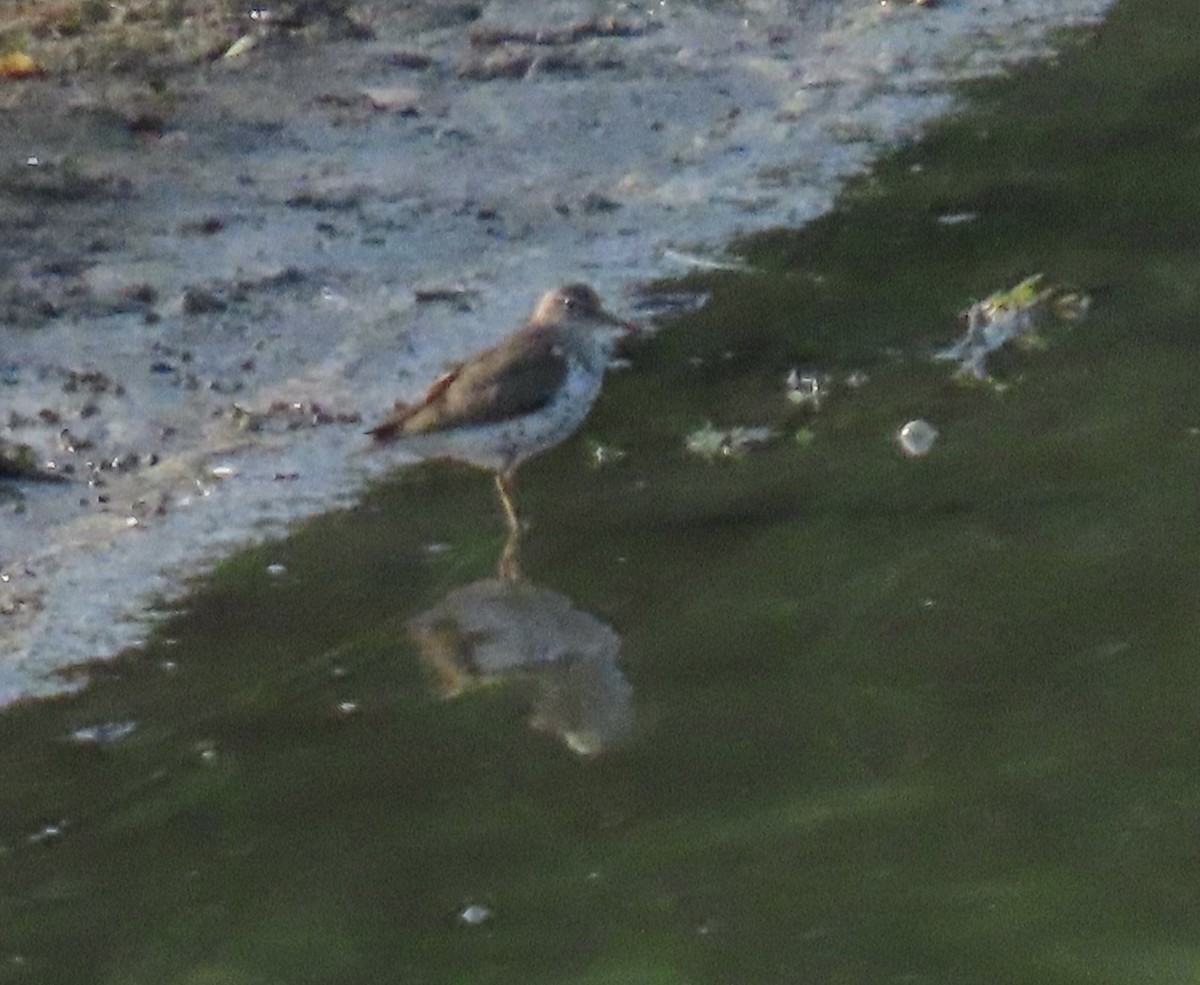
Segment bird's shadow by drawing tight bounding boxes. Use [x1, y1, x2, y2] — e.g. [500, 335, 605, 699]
[406, 527, 633, 756]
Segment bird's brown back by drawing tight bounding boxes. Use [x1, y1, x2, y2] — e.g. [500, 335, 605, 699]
[368, 325, 569, 442]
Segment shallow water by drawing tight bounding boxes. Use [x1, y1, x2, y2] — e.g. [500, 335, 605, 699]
[5, 0, 1200, 981]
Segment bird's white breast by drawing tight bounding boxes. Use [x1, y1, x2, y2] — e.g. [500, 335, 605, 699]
[406, 355, 605, 473]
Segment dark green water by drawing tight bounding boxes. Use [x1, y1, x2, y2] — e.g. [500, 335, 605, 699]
[5, 1, 1200, 981]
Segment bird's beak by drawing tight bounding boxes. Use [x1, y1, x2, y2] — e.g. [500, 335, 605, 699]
[601, 309, 641, 334]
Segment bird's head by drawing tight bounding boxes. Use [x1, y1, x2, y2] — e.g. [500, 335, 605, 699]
[530, 283, 639, 336]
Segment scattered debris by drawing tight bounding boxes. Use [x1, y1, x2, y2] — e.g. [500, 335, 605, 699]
[685, 423, 776, 461]
[581, 191, 621, 214]
[285, 187, 365, 211]
[0, 160, 134, 204]
[785, 369, 830, 410]
[587, 440, 627, 468]
[179, 216, 226, 236]
[67, 720, 138, 745]
[468, 17, 656, 48]
[221, 34, 259, 60]
[182, 287, 228, 315]
[659, 248, 751, 272]
[228, 401, 362, 434]
[63, 368, 125, 396]
[359, 86, 423, 115]
[0, 51, 44, 79]
[383, 50, 436, 71]
[626, 288, 709, 320]
[454, 46, 615, 81]
[413, 285, 479, 306]
[934, 275, 1091, 380]
[0, 440, 63, 482]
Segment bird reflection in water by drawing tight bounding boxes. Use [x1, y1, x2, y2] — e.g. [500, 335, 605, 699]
[407, 532, 631, 756]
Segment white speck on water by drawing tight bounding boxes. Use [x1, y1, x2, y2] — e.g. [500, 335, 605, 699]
[68, 720, 138, 745]
[897, 419, 939, 457]
[265, 563, 286, 576]
[28, 822, 65, 844]
[459, 904, 493, 926]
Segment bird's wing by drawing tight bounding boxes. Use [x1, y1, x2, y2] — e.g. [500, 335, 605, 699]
[368, 326, 569, 441]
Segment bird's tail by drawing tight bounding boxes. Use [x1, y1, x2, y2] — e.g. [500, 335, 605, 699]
[362, 399, 414, 444]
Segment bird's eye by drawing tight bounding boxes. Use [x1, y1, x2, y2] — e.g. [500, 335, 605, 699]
[561, 295, 575, 308]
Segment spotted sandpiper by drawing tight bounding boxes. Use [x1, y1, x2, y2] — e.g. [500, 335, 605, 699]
[367, 283, 637, 539]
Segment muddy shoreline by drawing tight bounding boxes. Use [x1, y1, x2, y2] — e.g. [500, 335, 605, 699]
[0, 0, 1112, 698]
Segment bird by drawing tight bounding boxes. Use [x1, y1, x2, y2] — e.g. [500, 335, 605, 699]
[366, 283, 637, 540]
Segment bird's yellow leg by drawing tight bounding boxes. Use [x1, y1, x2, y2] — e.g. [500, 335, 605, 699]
[495, 471, 521, 536]
[495, 470, 525, 581]
[498, 525, 522, 582]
